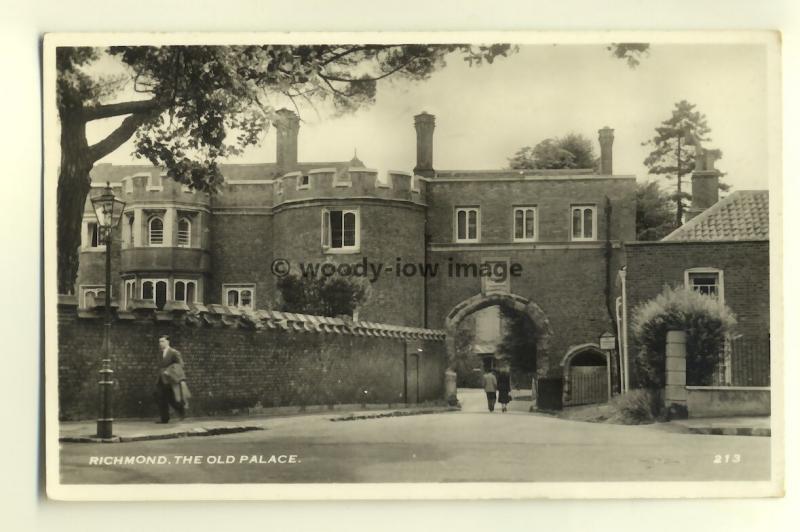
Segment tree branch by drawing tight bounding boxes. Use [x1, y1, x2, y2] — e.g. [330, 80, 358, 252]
[88, 111, 156, 162]
[83, 98, 161, 121]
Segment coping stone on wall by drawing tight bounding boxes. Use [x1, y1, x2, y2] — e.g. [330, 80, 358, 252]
[62, 299, 446, 342]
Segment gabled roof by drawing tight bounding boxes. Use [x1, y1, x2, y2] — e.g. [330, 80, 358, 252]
[663, 190, 769, 242]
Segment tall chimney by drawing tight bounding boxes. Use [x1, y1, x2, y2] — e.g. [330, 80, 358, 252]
[414, 112, 435, 178]
[598, 127, 614, 175]
[686, 148, 721, 221]
[275, 108, 300, 174]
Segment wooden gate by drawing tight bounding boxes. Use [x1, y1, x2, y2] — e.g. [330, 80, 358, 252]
[568, 366, 609, 406]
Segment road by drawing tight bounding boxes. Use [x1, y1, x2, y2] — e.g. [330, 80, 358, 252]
[59, 390, 770, 484]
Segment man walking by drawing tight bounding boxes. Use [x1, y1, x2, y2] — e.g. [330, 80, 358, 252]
[482, 368, 498, 412]
[155, 335, 190, 423]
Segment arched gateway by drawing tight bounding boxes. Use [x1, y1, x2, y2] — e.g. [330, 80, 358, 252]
[443, 292, 554, 377]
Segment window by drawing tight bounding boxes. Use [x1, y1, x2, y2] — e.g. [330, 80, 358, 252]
[455, 207, 480, 242]
[123, 279, 136, 309]
[513, 206, 537, 241]
[86, 221, 103, 248]
[571, 205, 596, 241]
[146, 173, 163, 191]
[177, 217, 191, 247]
[142, 279, 168, 310]
[174, 280, 197, 304]
[685, 268, 724, 303]
[127, 214, 135, 246]
[322, 209, 359, 251]
[124, 178, 133, 194]
[298, 174, 310, 189]
[148, 216, 164, 246]
[224, 284, 255, 309]
[275, 178, 284, 195]
[81, 286, 108, 308]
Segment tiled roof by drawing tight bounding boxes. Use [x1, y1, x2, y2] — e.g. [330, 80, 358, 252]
[89, 160, 363, 183]
[663, 190, 769, 242]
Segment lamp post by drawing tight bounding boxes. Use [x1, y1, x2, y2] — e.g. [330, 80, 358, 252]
[90, 182, 126, 438]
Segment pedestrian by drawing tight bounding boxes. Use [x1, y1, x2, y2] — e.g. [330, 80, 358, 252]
[497, 366, 512, 412]
[481, 367, 498, 412]
[155, 335, 191, 423]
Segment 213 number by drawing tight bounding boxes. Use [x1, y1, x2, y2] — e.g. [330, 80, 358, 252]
[713, 454, 741, 464]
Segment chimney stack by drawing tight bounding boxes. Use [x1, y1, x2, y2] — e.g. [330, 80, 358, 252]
[598, 127, 614, 175]
[414, 112, 436, 178]
[275, 108, 300, 174]
[686, 148, 721, 221]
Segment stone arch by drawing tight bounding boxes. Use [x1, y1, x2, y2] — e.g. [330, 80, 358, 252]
[561, 343, 610, 406]
[443, 292, 554, 377]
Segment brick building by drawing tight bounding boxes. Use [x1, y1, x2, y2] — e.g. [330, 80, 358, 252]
[621, 151, 770, 390]
[76, 110, 637, 399]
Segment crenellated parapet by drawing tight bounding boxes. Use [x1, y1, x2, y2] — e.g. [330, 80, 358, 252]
[276, 167, 426, 205]
[215, 167, 427, 209]
[118, 170, 211, 209]
[60, 297, 445, 340]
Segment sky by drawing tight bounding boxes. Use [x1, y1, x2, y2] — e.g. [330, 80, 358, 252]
[87, 43, 770, 192]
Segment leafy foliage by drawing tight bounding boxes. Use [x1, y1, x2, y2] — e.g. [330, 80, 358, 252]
[276, 271, 371, 318]
[631, 285, 737, 389]
[607, 43, 650, 68]
[496, 306, 538, 375]
[642, 100, 724, 226]
[609, 389, 662, 424]
[453, 315, 481, 388]
[508, 133, 597, 170]
[635, 181, 676, 241]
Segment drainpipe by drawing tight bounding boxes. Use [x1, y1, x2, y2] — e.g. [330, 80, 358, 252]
[603, 196, 619, 392]
[618, 267, 629, 393]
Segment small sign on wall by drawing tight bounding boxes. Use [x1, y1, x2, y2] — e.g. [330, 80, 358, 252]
[599, 331, 616, 351]
[481, 257, 511, 295]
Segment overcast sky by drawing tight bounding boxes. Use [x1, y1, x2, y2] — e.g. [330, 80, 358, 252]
[88, 43, 769, 191]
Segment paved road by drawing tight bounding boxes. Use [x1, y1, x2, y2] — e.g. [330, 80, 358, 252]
[59, 390, 770, 484]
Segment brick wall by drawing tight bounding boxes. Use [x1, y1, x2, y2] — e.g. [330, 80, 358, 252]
[426, 246, 623, 378]
[624, 240, 770, 388]
[57, 304, 447, 421]
[207, 213, 275, 308]
[271, 200, 427, 326]
[426, 177, 636, 244]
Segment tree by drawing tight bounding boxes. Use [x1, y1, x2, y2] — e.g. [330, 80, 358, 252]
[55, 44, 516, 294]
[635, 181, 676, 241]
[508, 133, 597, 170]
[642, 100, 724, 226]
[276, 271, 371, 318]
[495, 306, 538, 376]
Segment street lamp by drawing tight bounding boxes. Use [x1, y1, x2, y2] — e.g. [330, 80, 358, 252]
[90, 181, 126, 438]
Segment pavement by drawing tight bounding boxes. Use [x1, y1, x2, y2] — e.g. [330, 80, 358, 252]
[667, 416, 771, 437]
[59, 388, 771, 484]
[59, 403, 458, 443]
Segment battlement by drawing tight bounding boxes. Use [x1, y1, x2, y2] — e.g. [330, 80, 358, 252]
[211, 167, 427, 210]
[112, 171, 211, 208]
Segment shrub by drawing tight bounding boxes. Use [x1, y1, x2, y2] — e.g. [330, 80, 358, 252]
[610, 389, 662, 424]
[276, 269, 371, 317]
[631, 285, 736, 389]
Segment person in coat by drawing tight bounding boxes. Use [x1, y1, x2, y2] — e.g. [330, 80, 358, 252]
[497, 366, 512, 412]
[155, 335, 190, 423]
[481, 368, 498, 412]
